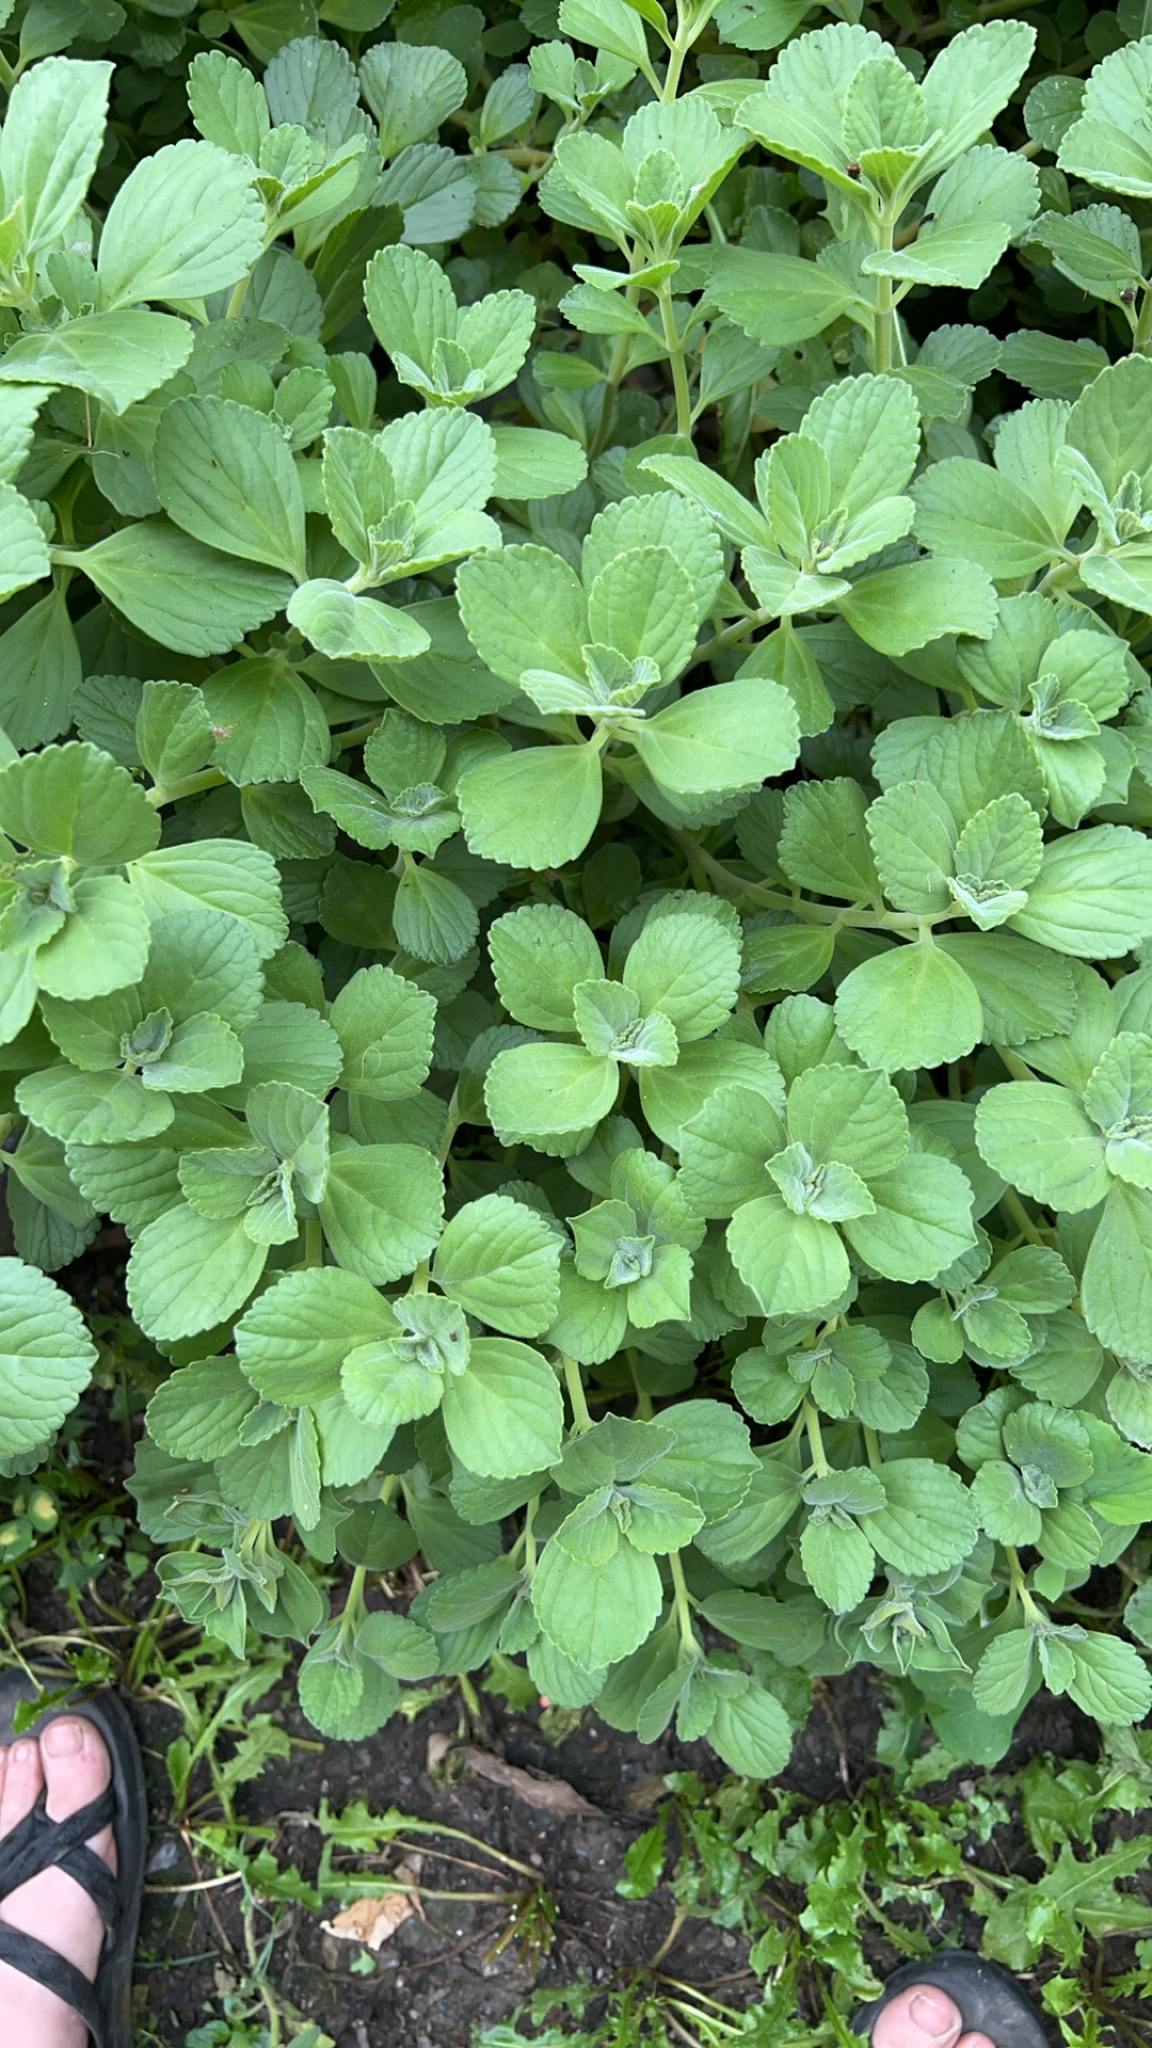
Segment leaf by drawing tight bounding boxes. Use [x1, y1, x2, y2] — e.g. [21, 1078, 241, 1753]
[532, 1533, 663, 1669]
[0, 1256, 97, 1456]
[63, 521, 292, 658]
[635, 679, 799, 796]
[288, 582, 430, 663]
[0, 740, 158, 865]
[865, 1458, 979, 1575]
[434, 1193, 561, 1337]
[0, 481, 50, 603]
[237, 1267, 391, 1405]
[727, 1196, 849, 1318]
[485, 1041, 617, 1148]
[359, 42, 467, 157]
[0, 55, 111, 259]
[837, 558, 998, 657]
[488, 904, 603, 1032]
[1010, 825, 1152, 959]
[441, 1338, 563, 1477]
[707, 247, 860, 347]
[0, 310, 194, 417]
[708, 1686, 793, 1777]
[318, 1143, 444, 1284]
[618, 911, 739, 1043]
[127, 1206, 266, 1343]
[96, 138, 264, 308]
[843, 1151, 976, 1282]
[834, 942, 984, 1072]
[912, 460, 1060, 579]
[457, 544, 587, 689]
[329, 965, 435, 1101]
[128, 841, 287, 960]
[154, 398, 307, 581]
[457, 743, 602, 871]
[1082, 1182, 1152, 1364]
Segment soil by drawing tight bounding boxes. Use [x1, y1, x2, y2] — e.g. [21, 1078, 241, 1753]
[121, 1662, 1142, 2048]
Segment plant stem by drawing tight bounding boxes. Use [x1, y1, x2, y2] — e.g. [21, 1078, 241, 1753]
[657, 283, 693, 438]
[1134, 285, 1152, 355]
[560, 1352, 593, 1434]
[668, 1549, 698, 1658]
[146, 768, 227, 808]
[803, 1400, 830, 1478]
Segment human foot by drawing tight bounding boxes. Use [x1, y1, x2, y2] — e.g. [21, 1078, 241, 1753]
[0, 1716, 116, 2048]
[873, 1983, 996, 2048]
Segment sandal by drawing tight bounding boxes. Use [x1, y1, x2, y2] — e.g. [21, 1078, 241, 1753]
[852, 1951, 1054, 2046]
[0, 1666, 146, 2048]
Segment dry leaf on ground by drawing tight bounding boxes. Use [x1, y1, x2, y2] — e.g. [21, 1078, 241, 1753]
[321, 1856, 425, 1949]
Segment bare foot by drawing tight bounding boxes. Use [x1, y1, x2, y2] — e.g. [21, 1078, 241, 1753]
[872, 1983, 997, 2048]
[0, 1717, 116, 2048]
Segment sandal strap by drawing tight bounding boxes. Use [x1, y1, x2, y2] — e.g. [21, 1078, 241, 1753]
[0, 1919, 105, 2047]
[0, 1787, 115, 1902]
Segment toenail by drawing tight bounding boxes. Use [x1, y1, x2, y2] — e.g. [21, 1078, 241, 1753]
[11, 1742, 34, 1765]
[909, 1991, 958, 2038]
[43, 1718, 83, 1756]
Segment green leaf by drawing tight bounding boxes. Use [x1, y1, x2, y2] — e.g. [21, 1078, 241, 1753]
[843, 1150, 976, 1282]
[457, 543, 587, 689]
[0, 481, 50, 603]
[329, 965, 435, 1100]
[458, 743, 602, 871]
[0, 310, 194, 417]
[975, 1083, 1110, 1213]
[1082, 1182, 1152, 1363]
[318, 1142, 444, 1284]
[489, 904, 604, 1032]
[0, 1256, 97, 1456]
[728, 1195, 849, 1317]
[96, 137, 264, 308]
[801, 1512, 874, 1613]
[288, 581, 430, 663]
[441, 1337, 563, 1478]
[64, 521, 292, 658]
[1067, 1634, 1152, 1725]
[154, 398, 307, 581]
[236, 1267, 392, 1405]
[708, 1684, 793, 1777]
[532, 1532, 663, 1669]
[837, 558, 998, 657]
[434, 1193, 561, 1337]
[127, 1205, 266, 1343]
[1010, 826, 1152, 959]
[912, 459, 1059, 579]
[0, 55, 111, 259]
[865, 1458, 979, 1576]
[0, 740, 158, 865]
[485, 1041, 617, 1149]
[623, 912, 742, 1042]
[634, 679, 799, 796]
[834, 942, 984, 1072]
[708, 247, 860, 347]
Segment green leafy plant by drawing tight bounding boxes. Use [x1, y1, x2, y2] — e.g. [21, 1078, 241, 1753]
[0, 0, 1150, 1785]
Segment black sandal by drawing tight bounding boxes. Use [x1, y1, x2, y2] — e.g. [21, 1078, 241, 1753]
[0, 1666, 146, 2048]
[852, 1951, 1054, 2046]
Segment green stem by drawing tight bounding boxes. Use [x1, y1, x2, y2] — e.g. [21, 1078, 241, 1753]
[657, 283, 692, 438]
[863, 1426, 883, 1473]
[589, 283, 642, 463]
[146, 768, 227, 808]
[560, 1352, 593, 1434]
[1006, 1547, 1042, 1625]
[303, 1219, 324, 1268]
[999, 1186, 1047, 1246]
[803, 1401, 829, 1478]
[668, 1549, 698, 1659]
[1134, 284, 1152, 356]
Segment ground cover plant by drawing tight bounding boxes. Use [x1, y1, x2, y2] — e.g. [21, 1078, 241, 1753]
[1, 0, 1152, 1872]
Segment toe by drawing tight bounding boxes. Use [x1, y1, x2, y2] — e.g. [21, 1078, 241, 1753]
[957, 2036, 996, 2048]
[0, 1739, 44, 1836]
[872, 1985, 965, 2048]
[40, 1718, 114, 1857]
